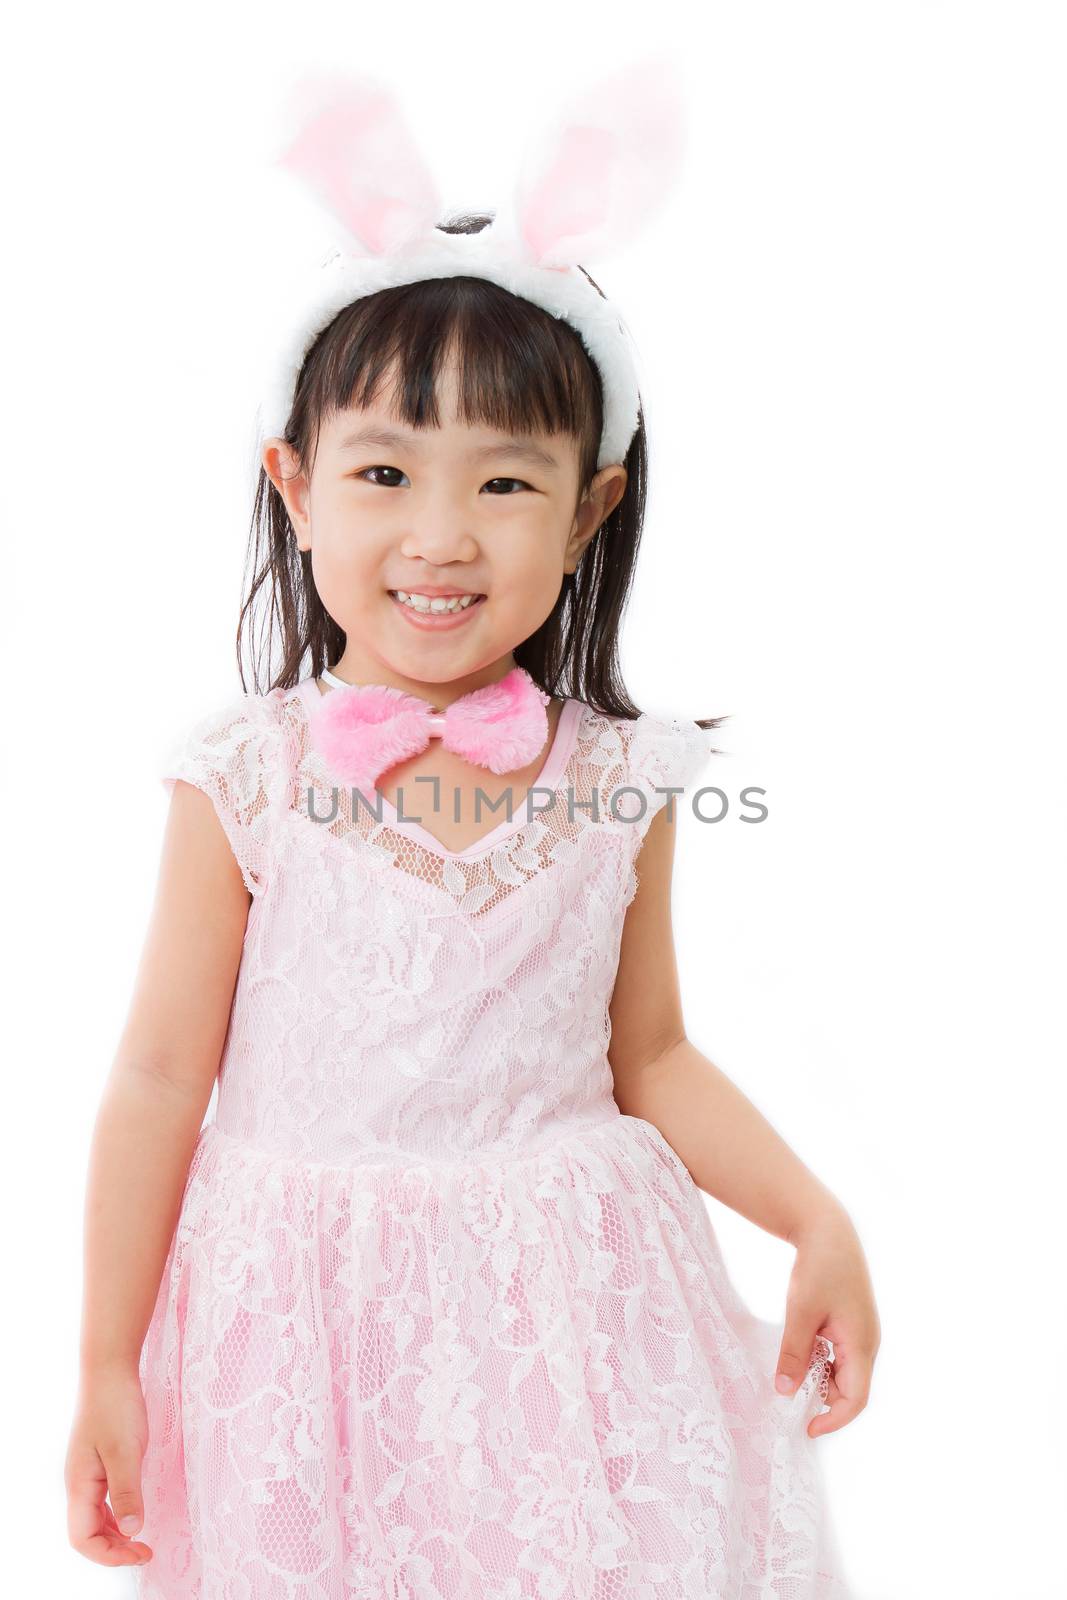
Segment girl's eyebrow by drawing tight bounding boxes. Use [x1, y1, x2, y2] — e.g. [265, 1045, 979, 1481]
[336, 425, 560, 471]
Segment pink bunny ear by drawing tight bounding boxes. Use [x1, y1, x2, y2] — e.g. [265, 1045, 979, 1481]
[270, 71, 442, 256]
[512, 58, 689, 268]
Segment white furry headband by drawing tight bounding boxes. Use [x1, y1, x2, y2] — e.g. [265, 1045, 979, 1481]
[257, 62, 688, 471]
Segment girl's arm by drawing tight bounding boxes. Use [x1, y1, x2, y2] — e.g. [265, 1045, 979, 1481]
[66, 781, 251, 1568]
[608, 805, 842, 1240]
[608, 805, 880, 1435]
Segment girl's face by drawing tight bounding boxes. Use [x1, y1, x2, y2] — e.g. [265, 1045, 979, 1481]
[263, 357, 626, 700]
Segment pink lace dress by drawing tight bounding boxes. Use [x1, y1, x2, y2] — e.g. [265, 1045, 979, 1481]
[134, 679, 852, 1600]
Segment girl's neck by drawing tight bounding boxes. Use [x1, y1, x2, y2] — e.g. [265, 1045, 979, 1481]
[324, 654, 521, 710]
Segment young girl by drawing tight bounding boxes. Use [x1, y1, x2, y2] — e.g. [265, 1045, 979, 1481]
[65, 74, 876, 1599]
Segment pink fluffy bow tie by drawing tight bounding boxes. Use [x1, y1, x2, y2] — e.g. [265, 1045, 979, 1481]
[308, 666, 552, 792]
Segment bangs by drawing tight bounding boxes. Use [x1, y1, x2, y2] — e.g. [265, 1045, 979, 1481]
[295, 273, 604, 487]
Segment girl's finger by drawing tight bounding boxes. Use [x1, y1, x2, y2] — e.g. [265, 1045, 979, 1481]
[101, 1501, 154, 1562]
[67, 1467, 152, 1565]
[807, 1350, 872, 1438]
[67, 1443, 152, 1566]
[774, 1307, 826, 1397]
[98, 1436, 145, 1539]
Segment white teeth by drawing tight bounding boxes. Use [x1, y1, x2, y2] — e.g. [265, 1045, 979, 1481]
[394, 591, 481, 614]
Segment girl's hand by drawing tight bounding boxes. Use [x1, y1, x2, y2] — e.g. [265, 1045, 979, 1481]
[774, 1204, 881, 1438]
[65, 1362, 153, 1567]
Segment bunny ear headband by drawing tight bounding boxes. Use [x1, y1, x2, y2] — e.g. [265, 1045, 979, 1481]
[257, 60, 688, 471]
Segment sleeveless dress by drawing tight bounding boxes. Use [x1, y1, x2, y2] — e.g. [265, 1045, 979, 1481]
[133, 679, 853, 1600]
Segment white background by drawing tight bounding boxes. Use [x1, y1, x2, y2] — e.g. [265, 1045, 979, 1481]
[4, 3, 1065, 1597]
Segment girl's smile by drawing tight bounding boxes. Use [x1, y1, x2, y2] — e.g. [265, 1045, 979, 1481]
[388, 588, 488, 630]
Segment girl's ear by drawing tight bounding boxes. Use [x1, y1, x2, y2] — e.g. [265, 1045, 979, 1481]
[270, 70, 442, 256]
[261, 438, 311, 544]
[507, 57, 689, 269]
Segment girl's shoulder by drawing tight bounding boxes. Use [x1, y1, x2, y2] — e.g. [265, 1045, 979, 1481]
[159, 685, 293, 896]
[160, 685, 286, 782]
[573, 699, 717, 834]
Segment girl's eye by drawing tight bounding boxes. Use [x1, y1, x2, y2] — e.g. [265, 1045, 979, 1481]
[482, 478, 529, 495]
[354, 467, 530, 494]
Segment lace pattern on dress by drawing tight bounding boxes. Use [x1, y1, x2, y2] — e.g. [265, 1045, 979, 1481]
[275, 685, 714, 921]
[160, 693, 284, 897]
[140, 686, 853, 1599]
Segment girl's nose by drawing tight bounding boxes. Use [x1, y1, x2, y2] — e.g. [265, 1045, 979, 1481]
[399, 524, 479, 565]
